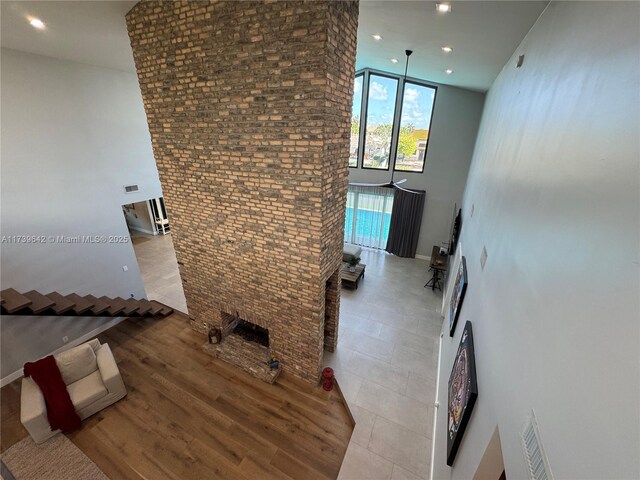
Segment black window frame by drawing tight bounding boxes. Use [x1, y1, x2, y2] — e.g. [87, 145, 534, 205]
[360, 71, 400, 172]
[349, 73, 365, 169]
[351, 68, 438, 175]
[393, 79, 438, 175]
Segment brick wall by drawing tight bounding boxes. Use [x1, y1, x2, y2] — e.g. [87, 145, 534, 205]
[126, 0, 358, 383]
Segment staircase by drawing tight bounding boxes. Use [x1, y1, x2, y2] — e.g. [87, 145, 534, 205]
[0, 288, 173, 318]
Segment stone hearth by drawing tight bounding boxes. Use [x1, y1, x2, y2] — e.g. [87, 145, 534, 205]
[126, 1, 359, 383]
[204, 311, 279, 383]
[203, 335, 280, 384]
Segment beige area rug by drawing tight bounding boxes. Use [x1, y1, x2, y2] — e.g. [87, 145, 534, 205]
[1, 435, 108, 480]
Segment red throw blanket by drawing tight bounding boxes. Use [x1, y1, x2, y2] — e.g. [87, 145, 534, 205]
[23, 355, 81, 432]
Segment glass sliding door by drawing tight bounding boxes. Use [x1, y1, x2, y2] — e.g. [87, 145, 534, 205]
[344, 186, 394, 249]
[362, 74, 399, 170]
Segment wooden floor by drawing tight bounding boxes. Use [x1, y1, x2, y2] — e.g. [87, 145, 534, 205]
[1, 313, 354, 479]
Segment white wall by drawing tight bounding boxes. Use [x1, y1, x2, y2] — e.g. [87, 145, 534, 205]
[123, 200, 155, 234]
[433, 2, 640, 479]
[0, 48, 163, 380]
[349, 84, 484, 257]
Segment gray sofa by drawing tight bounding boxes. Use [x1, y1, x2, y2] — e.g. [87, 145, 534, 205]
[343, 243, 362, 263]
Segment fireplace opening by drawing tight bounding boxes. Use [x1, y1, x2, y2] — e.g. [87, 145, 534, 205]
[205, 311, 280, 383]
[233, 318, 269, 347]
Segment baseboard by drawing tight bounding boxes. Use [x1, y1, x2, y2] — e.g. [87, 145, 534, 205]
[430, 330, 444, 480]
[0, 316, 126, 387]
[416, 254, 431, 262]
[334, 377, 356, 427]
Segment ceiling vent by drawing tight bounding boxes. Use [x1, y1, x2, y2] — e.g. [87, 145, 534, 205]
[124, 184, 139, 193]
[521, 410, 553, 480]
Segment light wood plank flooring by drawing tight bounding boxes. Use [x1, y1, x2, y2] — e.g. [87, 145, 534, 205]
[1, 313, 354, 479]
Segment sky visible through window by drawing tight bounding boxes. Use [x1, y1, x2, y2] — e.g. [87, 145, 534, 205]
[400, 84, 436, 131]
[366, 76, 396, 126]
[366, 79, 435, 129]
[353, 77, 362, 119]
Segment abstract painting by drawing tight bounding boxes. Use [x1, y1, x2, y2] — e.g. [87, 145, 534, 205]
[447, 321, 478, 467]
[449, 256, 468, 336]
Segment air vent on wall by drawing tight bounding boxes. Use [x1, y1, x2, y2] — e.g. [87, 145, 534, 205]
[124, 184, 139, 193]
[521, 410, 553, 480]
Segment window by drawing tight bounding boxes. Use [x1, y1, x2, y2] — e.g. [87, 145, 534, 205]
[349, 69, 437, 173]
[362, 74, 399, 170]
[394, 82, 436, 172]
[344, 185, 394, 249]
[349, 75, 363, 167]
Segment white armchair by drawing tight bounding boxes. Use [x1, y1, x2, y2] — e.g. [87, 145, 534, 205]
[20, 339, 126, 443]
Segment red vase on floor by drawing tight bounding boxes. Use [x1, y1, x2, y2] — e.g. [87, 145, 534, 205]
[322, 367, 334, 391]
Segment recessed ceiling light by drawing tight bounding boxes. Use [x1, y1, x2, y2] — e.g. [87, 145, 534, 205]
[29, 18, 45, 29]
[441, 46, 453, 53]
[436, 3, 452, 13]
[372, 34, 383, 41]
[391, 58, 398, 64]
[446, 69, 454, 75]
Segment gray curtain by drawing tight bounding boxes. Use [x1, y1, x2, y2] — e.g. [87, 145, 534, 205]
[385, 189, 426, 258]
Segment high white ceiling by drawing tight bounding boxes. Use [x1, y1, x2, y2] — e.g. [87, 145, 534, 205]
[1, 1, 548, 92]
[357, 1, 548, 91]
[1, 1, 137, 72]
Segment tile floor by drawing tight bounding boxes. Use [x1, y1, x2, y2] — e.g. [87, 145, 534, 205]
[131, 232, 188, 314]
[326, 248, 444, 480]
[130, 234, 443, 480]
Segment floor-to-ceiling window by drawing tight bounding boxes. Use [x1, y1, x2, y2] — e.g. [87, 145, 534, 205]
[344, 186, 394, 249]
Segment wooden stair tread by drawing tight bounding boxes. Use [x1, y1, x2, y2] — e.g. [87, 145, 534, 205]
[0, 288, 33, 313]
[149, 300, 173, 317]
[147, 301, 165, 316]
[0, 288, 171, 318]
[65, 293, 95, 315]
[85, 295, 110, 315]
[132, 299, 153, 316]
[45, 292, 76, 315]
[104, 297, 127, 316]
[121, 298, 142, 316]
[23, 290, 56, 314]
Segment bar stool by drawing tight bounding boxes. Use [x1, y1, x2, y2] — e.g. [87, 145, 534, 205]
[425, 267, 444, 291]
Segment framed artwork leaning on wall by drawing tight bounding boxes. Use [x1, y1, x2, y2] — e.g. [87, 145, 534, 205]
[449, 255, 468, 336]
[447, 320, 478, 467]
